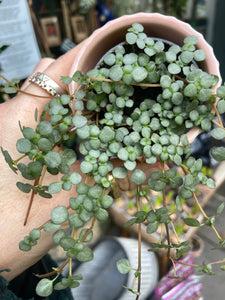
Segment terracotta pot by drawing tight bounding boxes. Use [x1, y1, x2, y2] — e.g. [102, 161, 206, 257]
[69, 13, 221, 143]
[69, 12, 221, 91]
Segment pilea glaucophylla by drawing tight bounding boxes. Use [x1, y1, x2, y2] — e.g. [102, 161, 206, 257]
[2, 22, 225, 299]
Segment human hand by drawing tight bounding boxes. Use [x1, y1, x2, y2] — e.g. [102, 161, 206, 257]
[0, 44, 83, 281]
[0, 42, 162, 283]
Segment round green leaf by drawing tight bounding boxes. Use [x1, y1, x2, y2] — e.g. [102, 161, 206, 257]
[48, 182, 62, 194]
[29, 228, 41, 240]
[217, 99, 225, 114]
[117, 259, 131, 274]
[51, 206, 69, 225]
[77, 247, 93, 262]
[73, 115, 87, 128]
[104, 53, 116, 66]
[36, 279, 53, 297]
[217, 86, 225, 98]
[160, 75, 171, 88]
[62, 181, 72, 191]
[80, 161, 93, 174]
[45, 151, 61, 168]
[88, 185, 103, 199]
[94, 208, 108, 222]
[194, 49, 206, 61]
[61, 149, 76, 166]
[112, 166, 128, 179]
[82, 197, 93, 212]
[73, 184, 84, 199]
[201, 118, 211, 131]
[77, 125, 90, 139]
[109, 65, 123, 81]
[38, 138, 52, 152]
[210, 146, 225, 161]
[99, 126, 115, 143]
[166, 51, 176, 62]
[132, 23, 144, 32]
[151, 144, 162, 156]
[184, 83, 197, 97]
[101, 195, 113, 208]
[126, 32, 137, 44]
[37, 121, 53, 136]
[59, 236, 76, 250]
[4, 86, 17, 94]
[23, 127, 35, 140]
[184, 35, 198, 45]
[132, 66, 148, 82]
[198, 89, 211, 102]
[70, 172, 82, 184]
[19, 241, 32, 251]
[130, 169, 146, 185]
[70, 195, 84, 210]
[168, 63, 181, 74]
[61, 94, 71, 104]
[53, 229, 66, 245]
[211, 128, 225, 140]
[69, 213, 84, 228]
[16, 138, 32, 154]
[180, 188, 192, 200]
[124, 160, 136, 171]
[206, 178, 216, 189]
[180, 51, 194, 64]
[124, 53, 138, 64]
[117, 148, 128, 161]
[75, 100, 84, 111]
[148, 178, 166, 191]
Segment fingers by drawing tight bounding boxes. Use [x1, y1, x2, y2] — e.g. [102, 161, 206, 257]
[23, 41, 84, 99]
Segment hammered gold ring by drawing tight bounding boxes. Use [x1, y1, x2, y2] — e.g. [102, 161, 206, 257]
[29, 72, 65, 97]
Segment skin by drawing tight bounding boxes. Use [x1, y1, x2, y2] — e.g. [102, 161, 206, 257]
[0, 44, 161, 282]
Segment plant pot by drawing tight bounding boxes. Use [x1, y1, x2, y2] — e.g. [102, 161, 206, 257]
[69, 12, 221, 90]
[69, 13, 221, 143]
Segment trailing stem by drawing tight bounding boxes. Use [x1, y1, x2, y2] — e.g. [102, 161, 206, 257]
[181, 165, 223, 242]
[24, 177, 40, 226]
[136, 186, 142, 300]
[36, 216, 96, 279]
[0, 74, 51, 99]
[89, 76, 161, 88]
[161, 161, 171, 258]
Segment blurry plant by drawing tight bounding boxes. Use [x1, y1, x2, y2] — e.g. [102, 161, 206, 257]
[112, 0, 190, 19]
[0, 45, 9, 103]
[78, 0, 95, 15]
[152, 0, 190, 19]
[2, 22, 225, 299]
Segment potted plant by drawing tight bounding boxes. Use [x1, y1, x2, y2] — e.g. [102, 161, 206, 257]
[2, 13, 225, 299]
